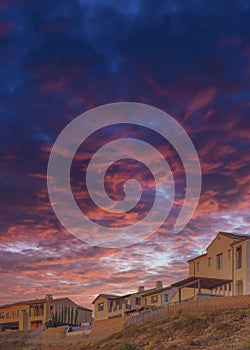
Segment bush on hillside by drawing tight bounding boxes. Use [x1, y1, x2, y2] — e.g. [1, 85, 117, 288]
[119, 342, 137, 350]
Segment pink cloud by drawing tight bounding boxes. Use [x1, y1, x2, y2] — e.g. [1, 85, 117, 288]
[185, 87, 217, 119]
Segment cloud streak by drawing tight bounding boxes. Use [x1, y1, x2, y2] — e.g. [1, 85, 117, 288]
[0, 0, 249, 308]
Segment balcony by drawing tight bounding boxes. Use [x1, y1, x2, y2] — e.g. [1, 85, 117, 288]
[110, 303, 132, 313]
[113, 304, 123, 311]
[29, 304, 44, 317]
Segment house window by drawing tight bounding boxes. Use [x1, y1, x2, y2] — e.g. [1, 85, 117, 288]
[6, 312, 11, 318]
[164, 294, 169, 303]
[117, 301, 123, 310]
[228, 250, 231, 259]
[108, 300, 113, 311]
[208, 257, 211, 266]
[135, 297, 141, 306]
[50, 305, 55, 317]
[56, 305, 61, 314]
[125, 299, 131, 310]
[236, 246, 242, 269]
[229, 283, 232, 292]
[216, 254, 223, 269]
[97, 302, 104, 312]
[196, 262, 200, 271]
[0, 312, 5, 319]
[151, 295, 158, 303]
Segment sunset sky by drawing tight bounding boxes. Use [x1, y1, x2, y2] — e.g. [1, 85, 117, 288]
[0, 0, 250, 309]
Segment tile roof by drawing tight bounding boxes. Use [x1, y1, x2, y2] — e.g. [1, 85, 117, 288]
[0, 297, 78, 309]
[142, 286, 174, 297]
[187, 253, 207, 262]
[92, 294, 120, 304]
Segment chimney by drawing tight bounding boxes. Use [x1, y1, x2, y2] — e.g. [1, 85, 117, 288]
[137, 286, 145, 293]
[155, 281, 163, 289]
[45, 294, 53, 301]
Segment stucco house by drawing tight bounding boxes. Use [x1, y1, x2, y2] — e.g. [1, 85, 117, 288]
[142, 281, 177, 307]
[171, 231, 250, 302]
[93, 281, 177, 320]
[0, 294, 92, 331]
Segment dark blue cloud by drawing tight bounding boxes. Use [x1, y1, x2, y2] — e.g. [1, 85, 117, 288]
[0, 0, 249, 304]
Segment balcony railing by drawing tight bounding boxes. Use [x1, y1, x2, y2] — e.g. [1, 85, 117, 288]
[29, 311, 44, 317]
[108, 303, 132, 313]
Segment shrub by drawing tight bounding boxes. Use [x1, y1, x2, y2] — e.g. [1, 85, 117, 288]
[119, 342, 137, 350]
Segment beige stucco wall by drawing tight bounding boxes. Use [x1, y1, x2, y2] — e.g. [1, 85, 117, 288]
[129, 292, 145, 309]
[0, 303, 46, 331]
[19, 310, 29, 331]
[189, 233, 234, 280]
[143, 291, 162, 307]
[246, 240, 250, 294]
[233, 241, 247, 295]
[142, 288, 177, 307]
[94, 295, 111, 321]
[171, 288, 195, 303]
[0, 304, 30, 319]
[170, 287, 213, 303]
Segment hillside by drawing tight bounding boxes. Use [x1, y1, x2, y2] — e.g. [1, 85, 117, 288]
[0, 309, 249, 350]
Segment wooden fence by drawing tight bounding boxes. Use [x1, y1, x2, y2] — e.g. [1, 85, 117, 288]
[124, 294, 250, 328]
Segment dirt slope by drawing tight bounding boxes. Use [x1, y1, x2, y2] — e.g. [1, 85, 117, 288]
[0, 309, 249, 350]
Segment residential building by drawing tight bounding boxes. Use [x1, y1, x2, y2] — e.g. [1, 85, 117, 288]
[0, 294, 92, 331]
[142, 281, 177, 307]
[171, 231, 250, 302]
[93, 281, 177, 320]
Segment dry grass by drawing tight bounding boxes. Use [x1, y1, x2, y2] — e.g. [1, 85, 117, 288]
[0, 309, 249, 350]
